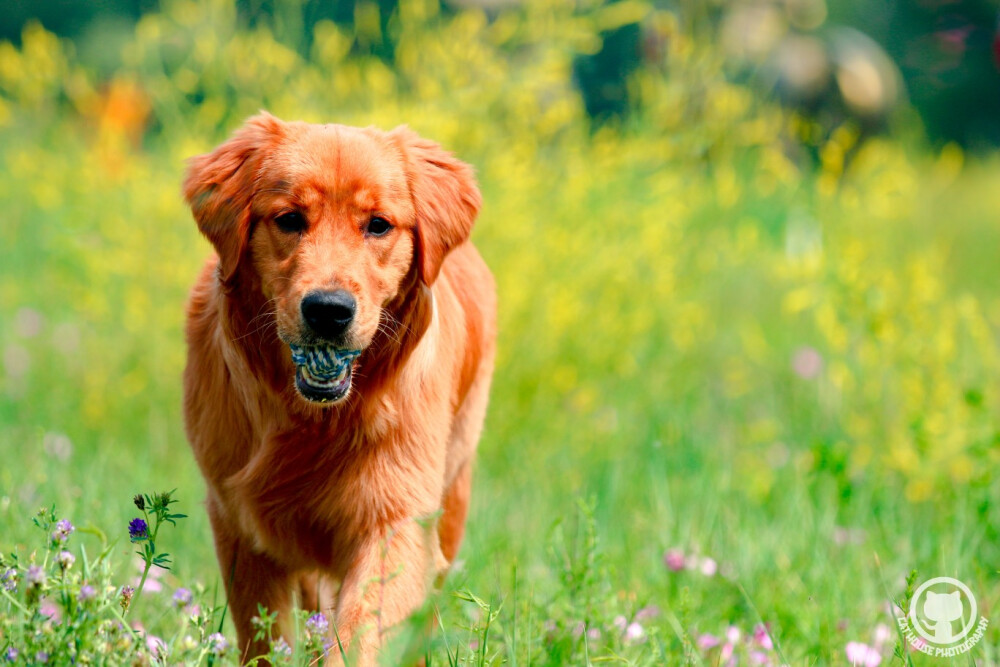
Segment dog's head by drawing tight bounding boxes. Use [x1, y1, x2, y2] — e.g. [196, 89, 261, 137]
[184, 113, 480, 404]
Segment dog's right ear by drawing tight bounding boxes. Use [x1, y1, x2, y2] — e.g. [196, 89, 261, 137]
[184, 112, 285, 287]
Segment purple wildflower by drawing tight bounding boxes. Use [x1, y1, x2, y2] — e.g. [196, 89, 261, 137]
[120, 584, 135, 613]
[272, 637, 292, 657]
[34, 651, 49, 663]
[78, 584, 96, 602]
[57, 550, 75, 570]
[50, 519, 74, 546]
[4, 647, 18, 662]
[306, 612, 329, 635]
[207, 632, 229, 656]
[172, 588, 193, 608]
[1, 568, 16, 592]
[26, 565, 45, 587]
[128, 518, 149, 542]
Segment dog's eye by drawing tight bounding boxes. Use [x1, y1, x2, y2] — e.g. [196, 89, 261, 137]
[275, 211, 307, 233]
[366, 217, 393, 237]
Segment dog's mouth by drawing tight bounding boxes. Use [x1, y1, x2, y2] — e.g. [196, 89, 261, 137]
[288, 343, 362, 404]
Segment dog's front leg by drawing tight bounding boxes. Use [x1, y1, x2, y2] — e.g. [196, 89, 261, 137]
[207, 499, 296, 664]
[327, 519, 444, 666]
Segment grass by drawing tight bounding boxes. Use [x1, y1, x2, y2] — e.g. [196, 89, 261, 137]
[2, 1, 1000, 664]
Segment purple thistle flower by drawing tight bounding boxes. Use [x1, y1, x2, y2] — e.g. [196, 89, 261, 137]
[26, 565, 45, 587]
[128, 518, 149, 542]
[78, 584, 96, 602]
[1, 568, 16, 592]
[172, 587, 193, 608]
[207, 632, 229, 656]
[306, 612, 329, 635]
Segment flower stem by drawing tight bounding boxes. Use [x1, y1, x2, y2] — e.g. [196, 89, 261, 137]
[0, 587, 28, 614]
[133, 559, 152, 608]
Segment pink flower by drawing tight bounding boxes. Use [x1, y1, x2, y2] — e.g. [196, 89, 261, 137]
[38, 599, 61, 622]
[697, 633, 721, 650]
[753, 623, 774, 650]
[624, 622, 645, 643]
[146, 635, 166, 658]
[792, 346, 823, 379]
[635, 605, 661, 621]
[749, 650, 771, 665]
[872, 623, 891, 648]
[700, 557, 718, 577]
[664, 549, 685, 571]
[725, 625, 741, 644]
[846, 641, 882, 666]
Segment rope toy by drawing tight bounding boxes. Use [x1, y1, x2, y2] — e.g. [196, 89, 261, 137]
[288, 343, 362, 380]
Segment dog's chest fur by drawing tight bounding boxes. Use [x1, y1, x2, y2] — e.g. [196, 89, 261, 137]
[225, 392, 448, 572]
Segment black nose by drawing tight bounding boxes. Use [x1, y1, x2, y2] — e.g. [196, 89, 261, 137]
[301, 289, 356, 340]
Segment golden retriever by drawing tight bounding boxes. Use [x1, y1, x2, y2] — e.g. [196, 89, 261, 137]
[182, 112, 496, 665]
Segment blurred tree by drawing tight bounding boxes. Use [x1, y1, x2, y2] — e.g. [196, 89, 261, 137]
[843, 0, 1000, 147]
[4, 0, 1000, 147]
[573, 22, 642, 122]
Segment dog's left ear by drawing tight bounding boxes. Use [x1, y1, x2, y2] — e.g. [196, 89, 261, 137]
[184, 112, 285, 287]
[391, 127, 481, 285]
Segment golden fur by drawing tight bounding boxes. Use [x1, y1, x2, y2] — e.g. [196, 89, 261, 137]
[182, 113, 496, 664]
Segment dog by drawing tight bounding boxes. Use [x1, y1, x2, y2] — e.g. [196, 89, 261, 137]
[182, 112, 496, 664]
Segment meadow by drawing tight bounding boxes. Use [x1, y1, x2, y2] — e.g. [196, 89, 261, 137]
[1, 1, 1000, 664]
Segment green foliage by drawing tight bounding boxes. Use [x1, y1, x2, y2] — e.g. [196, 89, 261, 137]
[1, 0, 999, 664]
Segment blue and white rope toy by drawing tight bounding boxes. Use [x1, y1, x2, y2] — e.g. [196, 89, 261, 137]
[288, 343, 361, 380]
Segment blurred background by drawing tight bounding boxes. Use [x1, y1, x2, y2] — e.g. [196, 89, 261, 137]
[1, 0, 1000, 663]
